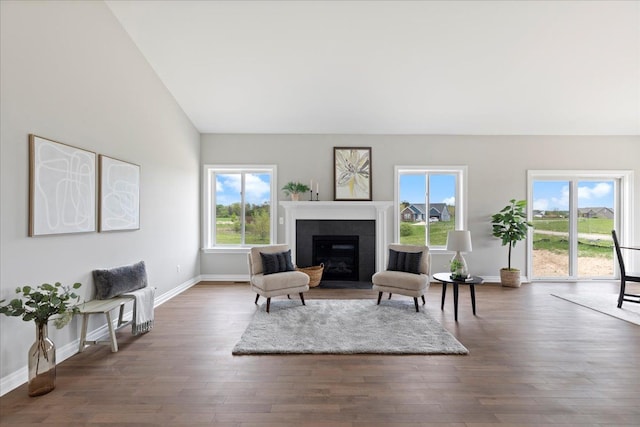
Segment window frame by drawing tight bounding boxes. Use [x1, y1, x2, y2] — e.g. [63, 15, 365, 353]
[394, 165, 468, 250]
[202, 164, 278, 253]
[527, 169, 634, 280]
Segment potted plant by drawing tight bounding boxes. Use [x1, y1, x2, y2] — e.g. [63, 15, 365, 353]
[491, 199, 532, 287]
[449, 259, 466, 281]
[282, 181, 310, 201]
[0, 282, 82, 396]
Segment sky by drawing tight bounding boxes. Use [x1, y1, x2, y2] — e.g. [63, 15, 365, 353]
[214, 174, 614, 211]
[399, 174, 456, 205]
[216, 173, 271, 205]
[532, 180, 614, 211]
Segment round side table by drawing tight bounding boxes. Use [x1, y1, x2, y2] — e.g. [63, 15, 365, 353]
[433, 272, 484, 321]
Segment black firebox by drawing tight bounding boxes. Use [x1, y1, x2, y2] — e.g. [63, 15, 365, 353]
[312, 235, 359, 281]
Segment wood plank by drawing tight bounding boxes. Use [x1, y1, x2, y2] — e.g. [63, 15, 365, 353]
[1, 280, 639, 426]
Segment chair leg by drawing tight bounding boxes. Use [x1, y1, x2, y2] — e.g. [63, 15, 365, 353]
[413, 297, 420, 312]
[388, 293, 392, 300]
[299, 292, 306, 305]
[255, 294, 260, 304]
[618, 278, 626, 308]
[377, 292, 383, 305]
[421, 295, 426, 305]
[266, 297, 271, 313]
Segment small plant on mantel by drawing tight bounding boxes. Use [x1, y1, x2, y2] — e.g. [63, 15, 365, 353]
[282, 181, 310, 201]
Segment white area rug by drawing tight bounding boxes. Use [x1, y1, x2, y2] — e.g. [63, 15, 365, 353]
[233, 299, 468, 355]
[552, 293, 640, 326]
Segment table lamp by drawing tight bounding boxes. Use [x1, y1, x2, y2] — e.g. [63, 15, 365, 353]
[446, 230, 473, 279]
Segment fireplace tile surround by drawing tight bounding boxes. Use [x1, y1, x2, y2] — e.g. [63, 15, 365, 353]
[298, 220, 374, 281]
[280, 201, 393, 274]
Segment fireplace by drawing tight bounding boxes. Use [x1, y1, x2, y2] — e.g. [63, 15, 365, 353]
[279, 200, 393, 276]
[313, 235, 359, 281]
[296, 220, 375, 282]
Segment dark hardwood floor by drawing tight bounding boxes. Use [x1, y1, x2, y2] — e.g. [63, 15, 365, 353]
[1, 280, 639, 426]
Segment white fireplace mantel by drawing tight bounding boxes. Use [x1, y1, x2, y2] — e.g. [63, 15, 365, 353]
[279, 201, 394, 272]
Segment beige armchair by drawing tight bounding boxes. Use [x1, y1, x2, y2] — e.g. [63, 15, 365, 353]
[372, 244, 430, 312]
[247, 244, 310, 313]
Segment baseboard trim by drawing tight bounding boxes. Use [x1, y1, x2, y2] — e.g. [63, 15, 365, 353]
[481, 275, 501, 284]
[0, 275, 200, 397]
[199, 274, 249, 282]
[155, 275, 201, 306]
[0, 367, 27, 397]
[461, 275, 530, 285]
[474, 275, 530, 285]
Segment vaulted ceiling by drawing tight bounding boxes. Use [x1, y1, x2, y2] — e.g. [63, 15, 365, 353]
[106, 1, 639, 135]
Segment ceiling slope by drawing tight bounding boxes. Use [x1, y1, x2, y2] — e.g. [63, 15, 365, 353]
[106, 0, 640, 135]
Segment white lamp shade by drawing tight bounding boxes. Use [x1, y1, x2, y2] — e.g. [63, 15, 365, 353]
[446, 230, 472, 252]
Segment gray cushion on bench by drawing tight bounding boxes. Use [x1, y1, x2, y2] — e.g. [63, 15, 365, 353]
[93, 261, 148, 300]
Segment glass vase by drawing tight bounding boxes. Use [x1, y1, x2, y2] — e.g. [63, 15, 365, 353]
[28, 322, 56, 397]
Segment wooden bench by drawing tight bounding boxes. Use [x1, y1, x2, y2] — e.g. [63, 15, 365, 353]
[78, 296, 135, 353]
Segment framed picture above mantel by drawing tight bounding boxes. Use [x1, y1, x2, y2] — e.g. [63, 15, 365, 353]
[333, 147, 372, 201]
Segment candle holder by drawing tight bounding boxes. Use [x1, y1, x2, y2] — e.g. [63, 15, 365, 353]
[315, 192, 319, 201]
[309, 190, 313, 201]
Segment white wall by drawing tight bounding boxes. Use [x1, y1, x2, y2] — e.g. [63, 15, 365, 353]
[201, 134, 640, 278]
[0, 1, 200, 391]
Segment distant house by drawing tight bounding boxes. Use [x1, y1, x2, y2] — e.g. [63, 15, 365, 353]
[578, 207, 614, 219]
[430, 203, 451, 221]
[401, 204, 425, 222]
[401, 203, 451, 222]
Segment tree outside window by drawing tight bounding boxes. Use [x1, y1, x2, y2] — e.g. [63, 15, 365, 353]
[205, 166, 276, 248]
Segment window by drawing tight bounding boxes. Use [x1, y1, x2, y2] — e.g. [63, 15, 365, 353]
[528, 170, 633, 280]
[395, 166, 467, 248]
[203, 165, 277, 250]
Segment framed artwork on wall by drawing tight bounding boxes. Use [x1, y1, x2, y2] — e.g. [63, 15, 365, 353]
[333, 147, 372, 201]
[29, 134, 96, 236]
[98, 155, 140, 231]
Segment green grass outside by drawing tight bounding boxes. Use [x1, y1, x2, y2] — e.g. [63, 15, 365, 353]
[532, 219, 568, 232]
[533, 218, 613, 234]
[400, 221, 454, 246]
[533, 234, 613, 258]
[215, 219, 269, 245]
[532, 217, 613, 259]
[215, 220, 241, 244]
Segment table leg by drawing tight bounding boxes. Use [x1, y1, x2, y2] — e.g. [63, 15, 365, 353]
[453, 283, 459, 321]
[105, 311, 118, 353]
[117, 304, 126, 328]
[79, 314, 89, 353]
[441, 282, 447, 310]
[470, 284, 476, 315]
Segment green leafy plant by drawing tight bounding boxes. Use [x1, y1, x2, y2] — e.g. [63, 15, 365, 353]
[491, 199, 533, 270]
[449, 259, 466, 280]
[450, 259, 464, 272]
[0, 282, 82, 329]
[400, 222, 413, 237]
[282, 181, 310, 197]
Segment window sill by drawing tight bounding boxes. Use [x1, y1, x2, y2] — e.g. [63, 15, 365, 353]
[201, 247, 253, 255]
[429, 247, 451, 253]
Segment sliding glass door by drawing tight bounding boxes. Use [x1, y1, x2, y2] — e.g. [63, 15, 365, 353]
[528, 171, 631, 280]
[531, 180, 571, 278]
[576, 180, 616, 277]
